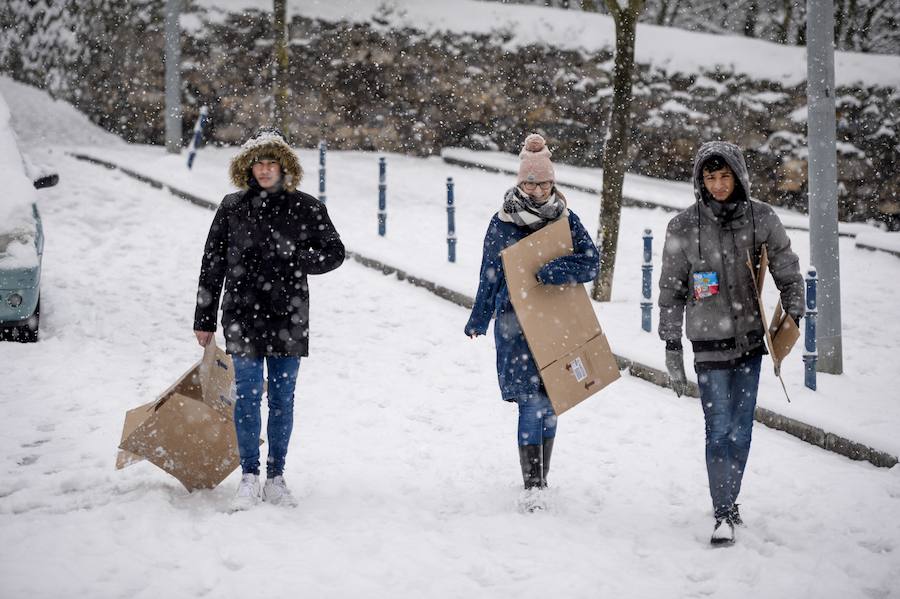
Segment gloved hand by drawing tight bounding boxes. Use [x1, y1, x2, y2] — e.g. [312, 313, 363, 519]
[665, 349, 688, 398]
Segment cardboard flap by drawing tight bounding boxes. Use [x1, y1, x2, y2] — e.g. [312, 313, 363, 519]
[541, 332, 620, 416]
[157, 359, 203, 401]
[116, 399, 159, 469]
[500, 218, 574, 299]
[200, 344, 235, 415]
[770, 306, 801, 363]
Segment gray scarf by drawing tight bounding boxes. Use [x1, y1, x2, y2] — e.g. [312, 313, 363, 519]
[498, 186, 568, 230]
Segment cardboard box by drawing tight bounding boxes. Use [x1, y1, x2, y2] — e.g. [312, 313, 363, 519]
[117, 343, 251, 491]
[501, 218, 620, 415]
[746, 245, 801, 377]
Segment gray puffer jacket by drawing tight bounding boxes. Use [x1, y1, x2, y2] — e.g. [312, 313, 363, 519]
[658, 141, 804, 365]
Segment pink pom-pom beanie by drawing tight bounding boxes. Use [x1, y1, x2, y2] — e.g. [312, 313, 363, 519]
[517, 133, 555, 184]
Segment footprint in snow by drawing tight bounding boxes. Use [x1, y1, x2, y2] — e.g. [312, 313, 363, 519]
[17, 455, 39, 466]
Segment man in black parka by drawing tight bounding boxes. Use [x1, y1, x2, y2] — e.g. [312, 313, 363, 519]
[193, 127, 344, 510]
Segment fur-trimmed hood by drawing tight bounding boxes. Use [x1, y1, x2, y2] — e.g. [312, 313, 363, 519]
[228, 130, 303, 192]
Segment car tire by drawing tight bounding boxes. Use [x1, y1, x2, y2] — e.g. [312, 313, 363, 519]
[12, 297, 39, 343]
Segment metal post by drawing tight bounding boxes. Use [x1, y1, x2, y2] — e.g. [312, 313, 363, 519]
[804, 267, 818, 390]
[641, 228, 652, 332]
[186, 106, 208, 169]
[378, 157, 387, 237]
[318, 140, 327, 204]
[447, 177, 456, 263]
[164, 0, 182, 154]
[807, 0, 842, 373]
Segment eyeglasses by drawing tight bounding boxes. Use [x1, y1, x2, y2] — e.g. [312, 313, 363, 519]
[522, 181, 553, 191]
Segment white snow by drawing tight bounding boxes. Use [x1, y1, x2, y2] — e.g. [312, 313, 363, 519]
[0, 93, 38, 251]
[190, 0, 900, 89]
[659, 100, 709, 121]
[2, 76, 900, 598]
[856, 231, 900, 254]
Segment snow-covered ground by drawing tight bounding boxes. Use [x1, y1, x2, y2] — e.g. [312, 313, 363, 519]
[6, 71, 896, 462]
[2, 77, 900, 598]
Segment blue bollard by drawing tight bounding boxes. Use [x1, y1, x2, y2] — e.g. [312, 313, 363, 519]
[804, 267, 818, 390]
[446, 177, 456, 263]
[641, 228, 653, 332]
[318, 140, 326, 204]
[186, 106, 209, 169]
[378, 157, 387, 237]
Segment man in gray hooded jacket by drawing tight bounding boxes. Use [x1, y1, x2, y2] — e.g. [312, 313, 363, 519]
[658, 141, 804, 546]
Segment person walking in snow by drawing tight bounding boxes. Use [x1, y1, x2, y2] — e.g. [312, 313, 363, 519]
[193, 127, 345, 510]
[658, 141, 804, 545]
[465, 133, 599, 510]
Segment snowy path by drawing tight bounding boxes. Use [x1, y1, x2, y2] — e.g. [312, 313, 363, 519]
[1, 148, 899, 598]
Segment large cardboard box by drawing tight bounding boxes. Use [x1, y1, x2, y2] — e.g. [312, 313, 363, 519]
[501, 218, 620, 415]
[117, 344, 249, 491]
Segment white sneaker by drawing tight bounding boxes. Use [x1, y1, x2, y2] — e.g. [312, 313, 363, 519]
[230, 473, 260, 511]
[262, 475, 298, 507]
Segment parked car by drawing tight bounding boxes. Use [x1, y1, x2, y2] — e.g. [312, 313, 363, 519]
[0, 106, 58, 343]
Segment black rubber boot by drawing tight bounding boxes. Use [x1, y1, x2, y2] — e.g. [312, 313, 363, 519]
[518, 444, 543, 489]
[542, 437, 555, 484]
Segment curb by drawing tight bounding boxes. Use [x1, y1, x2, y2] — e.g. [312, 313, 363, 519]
[441, 155, 671, 212]
[855, 241, 900, 259]
[70, 152, 898, 469]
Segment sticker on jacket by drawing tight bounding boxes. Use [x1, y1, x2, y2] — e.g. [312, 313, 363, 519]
[569, 357, 587, 382]
[692, 271, 719, 300]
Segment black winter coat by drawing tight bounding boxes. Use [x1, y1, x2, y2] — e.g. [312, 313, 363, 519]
[193, 188, 345, 357]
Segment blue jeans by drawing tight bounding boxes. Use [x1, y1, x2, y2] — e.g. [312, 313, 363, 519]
[231, 355, 301, 478]
[696, 355, 762, 518]
[516, 392, 557, 446]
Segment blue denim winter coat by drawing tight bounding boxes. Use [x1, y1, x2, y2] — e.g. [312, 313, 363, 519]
[465, 210, 600, 401]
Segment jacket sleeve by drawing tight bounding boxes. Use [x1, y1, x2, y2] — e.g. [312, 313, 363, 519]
[536, 212, 600, 285]
[762, 206, 805, 319]
[657, 217, 691, 342]
[298, 202, 345, 275]
[193, 202, 229, 332]
[465, 221, 503, 336]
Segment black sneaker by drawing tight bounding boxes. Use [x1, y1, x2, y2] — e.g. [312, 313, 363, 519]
[729, 503, 743, 526]
[710, 516, 735, 546]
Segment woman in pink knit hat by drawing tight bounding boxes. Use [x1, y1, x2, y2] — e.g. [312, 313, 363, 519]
[465, 133, 600, 511]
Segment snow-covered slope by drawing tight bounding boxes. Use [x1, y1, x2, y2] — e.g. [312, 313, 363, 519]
[193, 0, 900, 88]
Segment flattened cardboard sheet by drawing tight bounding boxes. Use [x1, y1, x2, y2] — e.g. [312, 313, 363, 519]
[746, 245, 801, 392]
[501, 217, 620, 415]
[511, 283, 602, 368]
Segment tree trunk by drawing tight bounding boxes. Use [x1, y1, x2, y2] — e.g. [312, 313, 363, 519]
[592, 0, 644, 302]
[834, 0, 846, 49]
[273, 0, 289, 133]
[743, 0, 758, 37]
[655, 0, 669, 25]
[844, 0, 858, 49]
[778, 0, 793, 45]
